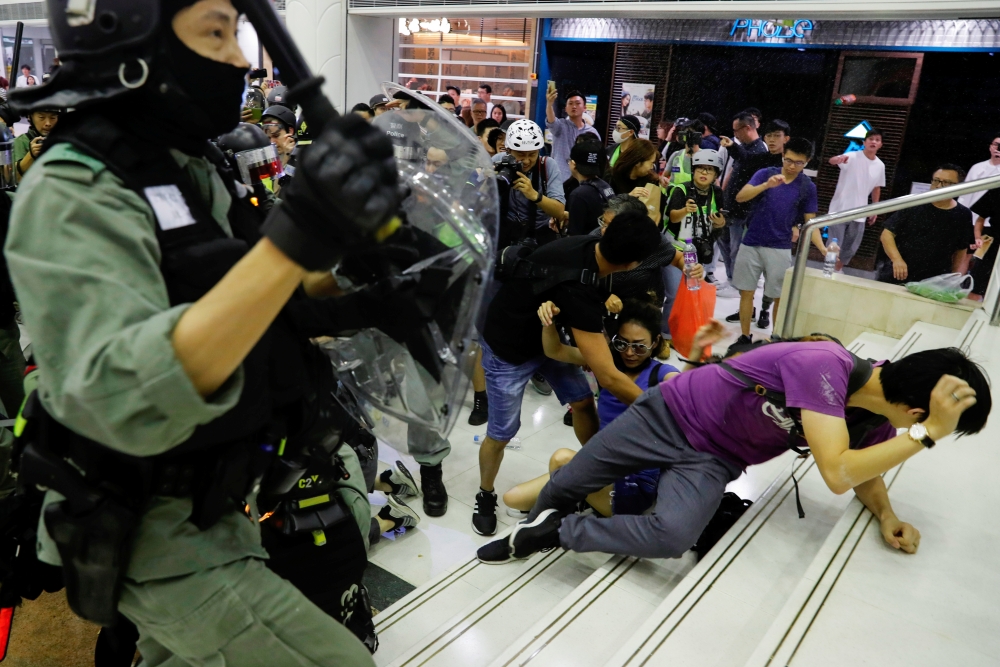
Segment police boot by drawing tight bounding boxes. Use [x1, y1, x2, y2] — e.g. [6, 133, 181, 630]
[420, 464, 448, 517]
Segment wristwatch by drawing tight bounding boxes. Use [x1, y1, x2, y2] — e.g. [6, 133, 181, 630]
[907, 422, 935, 448]
[533, 191, 544, 203]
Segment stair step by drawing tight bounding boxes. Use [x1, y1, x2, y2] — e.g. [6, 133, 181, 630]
[844, 331, 898, 361]
[487, 554, 696, 667]
[380, 543, 610, 667]
[603, 456, 854, 667]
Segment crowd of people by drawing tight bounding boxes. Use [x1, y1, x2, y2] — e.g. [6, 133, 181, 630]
[347, 82, 993, 567]
[0, 3, 992, 661]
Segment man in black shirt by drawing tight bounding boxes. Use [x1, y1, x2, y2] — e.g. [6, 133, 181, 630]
[877, 165, 974, 285]
[474, 213, 680, 535]
[717, 113, 767, 282]
[970, 187, 1000, 298]
[566, 142, 615, 236]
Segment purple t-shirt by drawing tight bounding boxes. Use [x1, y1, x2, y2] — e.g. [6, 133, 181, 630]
[659, 341, 896, 469]
[741, 168, 818, 250]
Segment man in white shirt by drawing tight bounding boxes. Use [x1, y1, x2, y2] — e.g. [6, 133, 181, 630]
[957, 133, 1000, 233]
[814, 129, 886, 271]
[15, 64, 33, 88]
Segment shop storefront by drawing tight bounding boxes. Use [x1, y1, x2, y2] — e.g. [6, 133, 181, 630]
[396, 18, 536, 118]
[537, 18, 1000, 269]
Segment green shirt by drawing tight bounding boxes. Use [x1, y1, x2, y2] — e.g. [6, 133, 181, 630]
[6, 142, 267, 582]
[12, 131, 32, 168]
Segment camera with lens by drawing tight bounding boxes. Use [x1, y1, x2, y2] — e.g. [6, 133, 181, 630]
[494, 154, 522, 186]
[676, 124, 702, 149]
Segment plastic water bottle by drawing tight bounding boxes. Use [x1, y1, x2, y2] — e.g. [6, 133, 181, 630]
[823, 237, 840, 278]
[683, 239, 700, 291]
[473, 434, 521, 451]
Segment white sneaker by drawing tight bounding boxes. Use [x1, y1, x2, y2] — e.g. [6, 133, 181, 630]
[715, 282, 740, 299]
[506, 507, 530, 519]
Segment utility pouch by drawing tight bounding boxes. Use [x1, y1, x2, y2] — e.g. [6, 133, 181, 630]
[18, 442, 138, 628]
[43, 496, 137, 628]
[279, 496, 351, 535]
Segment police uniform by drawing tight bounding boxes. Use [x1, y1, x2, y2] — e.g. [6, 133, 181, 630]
[7, 133, 376, 665]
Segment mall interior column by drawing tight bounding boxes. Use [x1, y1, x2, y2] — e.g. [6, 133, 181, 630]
[285, 0, 347, 111]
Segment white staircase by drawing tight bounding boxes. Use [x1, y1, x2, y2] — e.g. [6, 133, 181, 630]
[372, 319, 999, 667]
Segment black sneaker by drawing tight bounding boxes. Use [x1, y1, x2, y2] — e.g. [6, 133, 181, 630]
[378, 494, 421, 530]
[509, 509, 562, 559]
[379, 461, 419, 498]
[530, 373, 553, 396]
[563, 408, 573, 426]
[734, 334, 753, 346]
[472, 490, 498, 536]
[468, 390, 488, 426]
[756, 309, 771, 330]
[477, 536, 514, 565]
[705, 273, 717, 284]
[420, 464, 448, 517]
[725, 307, 754, 324]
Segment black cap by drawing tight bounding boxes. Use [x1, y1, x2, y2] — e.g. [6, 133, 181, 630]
[620, 115, 641, 136]
[570, 142, 602, 177]
[697, 112, 717, 132]
[370, 94, 390, 108]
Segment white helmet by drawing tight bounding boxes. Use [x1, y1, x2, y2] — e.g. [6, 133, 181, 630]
[691, 149, 724, 172]
[505, 119, 545, 151]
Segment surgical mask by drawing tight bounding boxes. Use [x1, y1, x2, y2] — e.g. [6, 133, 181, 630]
[612, 129, 631, 144]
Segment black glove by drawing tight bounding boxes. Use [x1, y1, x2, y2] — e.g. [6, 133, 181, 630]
[262, 114, 400, 270]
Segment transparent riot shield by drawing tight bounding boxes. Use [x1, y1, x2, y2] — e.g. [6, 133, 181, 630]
[321, 84, 499, 445]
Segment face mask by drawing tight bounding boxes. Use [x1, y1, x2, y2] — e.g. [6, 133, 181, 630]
[612, 129, 631, 144]
[163, 29, 248, 140]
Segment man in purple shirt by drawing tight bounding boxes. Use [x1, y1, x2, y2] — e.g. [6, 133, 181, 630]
[477, 341, 990, 563]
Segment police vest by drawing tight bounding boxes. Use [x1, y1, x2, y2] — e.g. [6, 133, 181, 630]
[22, 114, 343, 530]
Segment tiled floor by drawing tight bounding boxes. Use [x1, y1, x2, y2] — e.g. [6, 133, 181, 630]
[368, 274, 774, 588]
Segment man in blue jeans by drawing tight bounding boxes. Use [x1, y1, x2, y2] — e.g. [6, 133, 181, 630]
[473, 212, 688, 535]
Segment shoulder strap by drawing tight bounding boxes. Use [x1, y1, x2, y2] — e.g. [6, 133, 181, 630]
[646, 362, 668, 389]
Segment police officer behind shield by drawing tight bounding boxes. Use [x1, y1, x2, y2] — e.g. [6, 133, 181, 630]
[5, 0, 403, 664]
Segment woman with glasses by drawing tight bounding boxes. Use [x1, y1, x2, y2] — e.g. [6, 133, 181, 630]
[500, 300, 723, 519]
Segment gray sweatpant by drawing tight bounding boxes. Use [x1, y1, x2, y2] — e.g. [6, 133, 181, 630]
[526, 388, 742, 559]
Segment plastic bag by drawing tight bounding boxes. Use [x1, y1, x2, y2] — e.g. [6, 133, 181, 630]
[904, 273, 973, 304]
[667, 281, 716, 359]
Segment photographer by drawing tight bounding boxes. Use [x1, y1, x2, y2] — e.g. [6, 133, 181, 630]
[498, 119, 566, 247]
[665, 150, 726, 253]
[663, 119, 704, 188]
[13, 108, 59, 181]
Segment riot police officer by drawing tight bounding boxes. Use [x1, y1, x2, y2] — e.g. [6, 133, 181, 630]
[5, 0, 402, 664]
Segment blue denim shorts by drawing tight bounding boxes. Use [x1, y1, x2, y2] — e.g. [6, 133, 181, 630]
[480, 339, 594, 442]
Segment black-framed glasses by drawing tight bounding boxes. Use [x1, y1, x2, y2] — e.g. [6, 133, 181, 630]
[598, 214, 612, 230]
[612, 336, 652, 354]
[782, 157, 806, 168]
[931, 178, 959, 187]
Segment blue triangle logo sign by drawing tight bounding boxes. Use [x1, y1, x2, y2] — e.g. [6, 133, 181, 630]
[844, 120, 872, 140]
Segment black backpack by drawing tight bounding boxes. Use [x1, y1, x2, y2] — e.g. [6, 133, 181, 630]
[494, 240, 612, 295]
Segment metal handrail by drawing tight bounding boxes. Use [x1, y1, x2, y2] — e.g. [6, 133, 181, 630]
[782, 173, 1000, 337]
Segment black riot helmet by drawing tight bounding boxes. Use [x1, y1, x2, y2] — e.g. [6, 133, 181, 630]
[215, 122, 283, 187]
[10, 1, 250, 144]
[266, 85, 289, 107]
[10, 0, 164, 113]
[261, 105, 296, 131]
